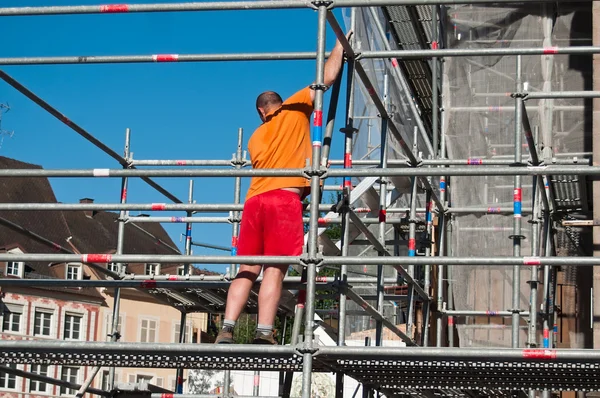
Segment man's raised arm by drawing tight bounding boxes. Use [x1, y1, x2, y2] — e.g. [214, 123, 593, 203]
[310, 32, 352, 103]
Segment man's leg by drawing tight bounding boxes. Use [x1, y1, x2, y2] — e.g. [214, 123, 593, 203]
[224, 264, 263, 322]
[215, 195, 262, 344]
[257, 264, 288, 326]
[255, 190, 304, 344]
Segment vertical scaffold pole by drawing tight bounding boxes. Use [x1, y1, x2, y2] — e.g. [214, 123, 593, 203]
[232, 128, 244, 275]
[336, 7, 356, 397]
[375, 72, 390, 346]
[432, 4, 439, 157]
[227, 129, 243, 396]
[512, 55, 523, 348]
[421, 191, 433, 346]
[436, 81, 448, 348]
[301, 4, 328, 397]
[406, 127, 419, 340]
[108, 128, 131, 389]
[176, 180, 194, 394]
[527, 175, 541, 398]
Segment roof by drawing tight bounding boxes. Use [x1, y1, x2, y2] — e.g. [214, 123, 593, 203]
[0, 156, 102, 300]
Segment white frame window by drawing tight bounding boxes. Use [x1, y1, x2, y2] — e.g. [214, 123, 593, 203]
[104, 313, 124, 342]
[64, 313, 83, 340]
[66, 263, 82, 280]
[1, 303, 23, 334]
[0, 364, 17, 390]
[33, 309, 54, 337]
[29, 364, 50, 393]
[107, 263, 120, 273]
[173, 321, 192, 343]
[177, 266, 186, 276]
[60, 366, 80, 396]
[6, 261, 23, 277]
[145, 263, 160, 275]
[139, 318, 158, 343]
[101, 369, 119, 391]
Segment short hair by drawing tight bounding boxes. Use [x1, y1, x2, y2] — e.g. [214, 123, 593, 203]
[256, 91, 283, 110]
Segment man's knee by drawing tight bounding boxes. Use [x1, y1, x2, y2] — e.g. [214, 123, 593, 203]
[262, 264, 288, 280]
[235, 264, 262, 281]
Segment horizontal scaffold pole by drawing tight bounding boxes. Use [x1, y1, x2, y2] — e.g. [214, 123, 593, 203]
[3, 48, 600, 66]
[0, 0, 584, 16]
[0, 276, 398, 289]
[0, 165, 595, 177]
[131, 158, 585, 167]
[0, 253, 597, 266]
[0, 340, 595, 363]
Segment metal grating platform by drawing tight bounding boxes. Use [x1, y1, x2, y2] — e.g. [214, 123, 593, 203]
[2, 342, 600, 392]
[334, 359, 600, 392]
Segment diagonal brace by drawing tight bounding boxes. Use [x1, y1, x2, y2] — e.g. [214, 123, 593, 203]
[344, 285, 416, 346]
[348, 209, 429, 301]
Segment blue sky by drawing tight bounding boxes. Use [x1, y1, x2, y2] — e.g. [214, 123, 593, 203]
[1, 0, 348, 273]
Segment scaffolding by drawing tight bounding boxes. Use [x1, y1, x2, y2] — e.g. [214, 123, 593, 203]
[1, 1, 600, 398]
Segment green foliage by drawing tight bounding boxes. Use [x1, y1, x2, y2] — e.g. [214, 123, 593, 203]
[233, 313, 257, 344]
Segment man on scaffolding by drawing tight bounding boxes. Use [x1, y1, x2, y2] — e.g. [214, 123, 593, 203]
[216, 33, 350, 345]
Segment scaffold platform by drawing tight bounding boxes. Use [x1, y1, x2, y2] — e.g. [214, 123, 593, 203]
[1, 341, 600, 393]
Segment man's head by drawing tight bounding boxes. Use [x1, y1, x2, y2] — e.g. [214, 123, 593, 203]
[256, 91, 283, 122]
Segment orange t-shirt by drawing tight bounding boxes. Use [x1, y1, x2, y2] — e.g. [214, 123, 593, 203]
[245, 87, 313, 201]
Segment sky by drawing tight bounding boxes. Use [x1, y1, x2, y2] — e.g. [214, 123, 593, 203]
[1, 0, 349, 273]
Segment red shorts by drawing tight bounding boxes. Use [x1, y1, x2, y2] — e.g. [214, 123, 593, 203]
[237, 189, 304, 257]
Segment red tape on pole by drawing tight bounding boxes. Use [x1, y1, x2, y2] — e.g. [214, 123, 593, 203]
[151, 203, 166, 211]
[82, 254, 112, 263]
[100, 4, 129, 13]
[522, 349, 557, 360]
[153, 54, 179, 62]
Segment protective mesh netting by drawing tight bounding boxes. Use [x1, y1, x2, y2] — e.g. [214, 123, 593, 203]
[443, 3, 590, 348]
[341, 3, 591, 348]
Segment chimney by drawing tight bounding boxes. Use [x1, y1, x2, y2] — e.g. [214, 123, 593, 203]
[80, 198, 95, 218]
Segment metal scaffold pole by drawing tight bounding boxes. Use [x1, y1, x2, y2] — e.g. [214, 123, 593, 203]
[335, 6, 357, 396]
[175, 180, 194, 394]
[301, 4, 328, 397]
[512, 55, 523, 348]
[375, 72, 390, 347]
[108, 128, 132, 389]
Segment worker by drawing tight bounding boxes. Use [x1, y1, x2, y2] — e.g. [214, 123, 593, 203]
[215, 33, 351, 345]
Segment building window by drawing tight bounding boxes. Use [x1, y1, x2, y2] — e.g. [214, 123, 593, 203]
[104, 313, 123, 341]
[0, 364, 16, 390]
[60, 366, 79, 395]
[140, 318, 157, 343]
[64, 313, 82, 340]
[2, 304, 23, 334]
[156, 377, 164, 388]
[66, 264, 82, 280]
[145, 263, 160, 275]
[177, 266, 186, 276]
[101, 370, 119, 391]
[107, 263, 120, 273]
[34, 309, 53, 337]
[173, 321, 192, 343]
[29, 364, 49, 393]
[6, 261, 23, 277]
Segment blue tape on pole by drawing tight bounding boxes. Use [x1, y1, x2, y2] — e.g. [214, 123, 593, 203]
[440, 180, 446, 191]
[427, 212, 432, 222]
[231, 247, 237, 256]
[543, 338, 549, 348]
[312, 125, 322, 145]
[514, 201, 522, 216]
[408, 250, 416, 256]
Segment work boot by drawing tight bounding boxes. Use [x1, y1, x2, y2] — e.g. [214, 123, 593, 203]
[214, 326, 234, 344]
[253, 329, 277, 345]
